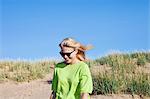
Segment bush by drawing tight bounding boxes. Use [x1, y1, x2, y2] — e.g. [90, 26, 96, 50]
[137, 58, 146, 66]
[94, 57, 108, 65]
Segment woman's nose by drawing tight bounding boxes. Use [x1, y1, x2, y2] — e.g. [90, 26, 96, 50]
[64, 55, 68, 59]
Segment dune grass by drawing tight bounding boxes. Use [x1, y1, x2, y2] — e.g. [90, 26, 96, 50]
[0, 59, 55, 82]
[91, 51, 150, 97]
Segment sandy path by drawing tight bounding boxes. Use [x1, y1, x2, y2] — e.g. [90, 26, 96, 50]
[0, 72, 149, 99]
[0, 73, 53, 99]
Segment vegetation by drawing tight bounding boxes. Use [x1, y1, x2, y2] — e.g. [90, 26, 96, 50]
[91, 51, 150, 97]
[0, 59, 55, 82]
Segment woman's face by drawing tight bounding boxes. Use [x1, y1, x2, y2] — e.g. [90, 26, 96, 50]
[60, 46, 77, 64]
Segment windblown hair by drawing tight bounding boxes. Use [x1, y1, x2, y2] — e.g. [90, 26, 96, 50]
[59, 38, 93, 61]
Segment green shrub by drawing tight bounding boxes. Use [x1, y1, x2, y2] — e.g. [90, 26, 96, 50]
[137, 58, 146, 66]
[145, 53, 150, 63]
[94, 57, 108, 65]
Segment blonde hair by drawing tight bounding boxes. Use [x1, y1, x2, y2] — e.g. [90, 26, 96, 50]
[59, 38, 93, 61]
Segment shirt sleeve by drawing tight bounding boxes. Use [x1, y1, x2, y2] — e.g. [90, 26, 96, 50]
[51, 67, 57, 92]
[79, 63, 93, 94]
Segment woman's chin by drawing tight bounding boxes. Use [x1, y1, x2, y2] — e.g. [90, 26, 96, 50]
[65, 60, 71, 63]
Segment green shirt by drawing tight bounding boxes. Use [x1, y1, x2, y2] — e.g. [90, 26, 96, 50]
[51, 61, 93, 99]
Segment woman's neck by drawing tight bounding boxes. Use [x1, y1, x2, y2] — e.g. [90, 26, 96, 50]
[70, 58, 81, 64]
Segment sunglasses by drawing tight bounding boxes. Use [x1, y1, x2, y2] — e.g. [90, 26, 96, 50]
[59, 50, 75, 58]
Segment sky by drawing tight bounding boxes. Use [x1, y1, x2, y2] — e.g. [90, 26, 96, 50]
[0, 0, 149, 60]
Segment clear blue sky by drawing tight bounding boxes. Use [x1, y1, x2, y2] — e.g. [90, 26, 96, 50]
[0, 0, 149, 60]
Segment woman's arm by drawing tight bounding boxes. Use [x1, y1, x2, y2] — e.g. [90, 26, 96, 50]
[50, 91, 56, 99]
[80, 93, 89, 99]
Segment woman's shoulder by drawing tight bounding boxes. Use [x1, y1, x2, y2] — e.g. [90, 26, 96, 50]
[79, 61, 89, 68]
[80, 61, 88, 65]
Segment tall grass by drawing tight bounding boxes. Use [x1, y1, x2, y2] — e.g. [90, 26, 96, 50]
[91, 51, 150, 97]
[0, 59, 55, 82]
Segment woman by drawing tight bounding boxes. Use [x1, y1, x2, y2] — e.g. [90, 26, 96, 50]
[50, 38, 93, 99]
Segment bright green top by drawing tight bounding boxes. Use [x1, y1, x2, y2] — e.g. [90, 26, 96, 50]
[51, 61, 93, 99]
